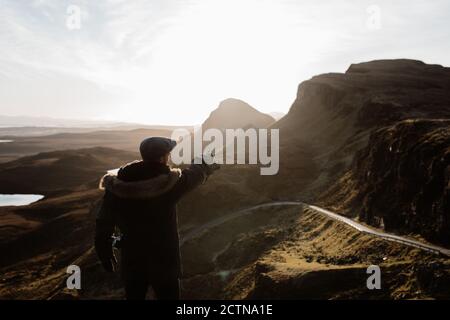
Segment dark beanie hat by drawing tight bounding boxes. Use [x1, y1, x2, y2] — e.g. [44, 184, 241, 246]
[139, 137, 177, 162]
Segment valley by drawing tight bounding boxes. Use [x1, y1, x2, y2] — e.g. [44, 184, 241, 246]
[0, 59, 449, 300]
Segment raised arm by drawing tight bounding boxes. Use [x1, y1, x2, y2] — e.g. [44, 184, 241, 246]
[168, 162, 219, 202]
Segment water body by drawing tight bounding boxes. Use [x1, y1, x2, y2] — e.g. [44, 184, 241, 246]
[0, 194, 44, 206]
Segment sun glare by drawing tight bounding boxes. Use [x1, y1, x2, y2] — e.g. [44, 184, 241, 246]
[118, 0, 321, 125]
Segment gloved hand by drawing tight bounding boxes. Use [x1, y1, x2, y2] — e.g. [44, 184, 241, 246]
[197, 152, 221, 175]
[95, 237, 118, 273]
[94, 195, 119, 273]
[203, 162, 220, 175]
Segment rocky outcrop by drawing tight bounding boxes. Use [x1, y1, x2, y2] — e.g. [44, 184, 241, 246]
[321, 119, 450, 245]
[270, 59, 450, 199]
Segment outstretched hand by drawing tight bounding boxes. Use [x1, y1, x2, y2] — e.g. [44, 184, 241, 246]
[194, 153, 221, 175]
[191, 152, 220, 175]
[205, 162, 220, 175]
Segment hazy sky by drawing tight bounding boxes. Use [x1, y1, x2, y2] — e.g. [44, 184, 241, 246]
[1, 0, 450, 125]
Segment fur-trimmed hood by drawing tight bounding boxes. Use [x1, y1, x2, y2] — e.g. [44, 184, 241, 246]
[99, 168, 181, 199]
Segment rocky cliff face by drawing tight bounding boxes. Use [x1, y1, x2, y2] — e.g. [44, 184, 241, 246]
[321, 119, 450, 245]
[356, 119, 449, 244]
[270, 59, 450, 199]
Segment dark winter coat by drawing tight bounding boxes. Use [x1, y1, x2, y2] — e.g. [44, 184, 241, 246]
[95, 161, 208, 280]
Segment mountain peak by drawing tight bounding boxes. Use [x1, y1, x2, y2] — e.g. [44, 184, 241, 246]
[202, 98, 275, 130]
[346, 59, 448, 75]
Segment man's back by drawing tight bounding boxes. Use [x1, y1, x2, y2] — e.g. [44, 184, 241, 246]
[99, 160, 208, 278]
[95, 137, 219, 299]
[114, 161, 179, 239]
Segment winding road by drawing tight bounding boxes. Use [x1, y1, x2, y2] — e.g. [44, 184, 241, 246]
[181, 201, 450, 258]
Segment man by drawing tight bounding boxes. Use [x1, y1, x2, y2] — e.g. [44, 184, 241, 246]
[95, 137, 219, 300]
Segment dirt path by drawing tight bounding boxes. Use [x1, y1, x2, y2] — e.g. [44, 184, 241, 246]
[181, 201, 450, 257]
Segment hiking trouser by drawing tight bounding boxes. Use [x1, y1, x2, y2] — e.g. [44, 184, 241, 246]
[125, 276, 180, 300]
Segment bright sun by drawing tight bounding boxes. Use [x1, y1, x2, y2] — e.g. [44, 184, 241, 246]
[116, 0, 326, 125]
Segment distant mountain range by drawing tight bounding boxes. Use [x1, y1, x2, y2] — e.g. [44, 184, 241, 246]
[0, 115, 193, 137]
[0, 115, 146, 128]
[0, 105, 280, 136]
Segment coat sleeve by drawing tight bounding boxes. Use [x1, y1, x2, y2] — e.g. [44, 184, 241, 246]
[168, 164, 209, 202]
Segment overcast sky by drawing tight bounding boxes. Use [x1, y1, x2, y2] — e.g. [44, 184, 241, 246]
[1, 0, 450, 125]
